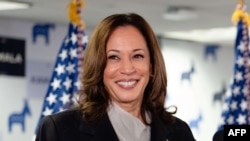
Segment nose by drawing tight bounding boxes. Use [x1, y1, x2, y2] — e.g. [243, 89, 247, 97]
[120, 58, 135, 75]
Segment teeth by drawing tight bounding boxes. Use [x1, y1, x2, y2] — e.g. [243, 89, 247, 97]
[117, 81, 136, 87]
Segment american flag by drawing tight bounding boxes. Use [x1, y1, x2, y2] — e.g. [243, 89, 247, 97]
[33, 22, 88, 138]
[219, 8, 250, 129]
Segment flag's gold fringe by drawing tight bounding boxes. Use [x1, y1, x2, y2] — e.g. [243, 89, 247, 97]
[231, 4, 250, 26]
[67, 0, 86, 29]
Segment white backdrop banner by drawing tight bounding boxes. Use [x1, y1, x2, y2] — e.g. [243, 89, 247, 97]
[27, 60, 53, 98]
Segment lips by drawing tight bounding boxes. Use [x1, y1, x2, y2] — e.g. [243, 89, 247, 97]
[116, 80, 138, 88]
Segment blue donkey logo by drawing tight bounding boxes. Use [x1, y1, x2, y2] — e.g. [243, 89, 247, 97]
[181, 63, 195, 82]
[8, 99, 31, 132]
[32, 23, 55, 45]
[204, 44, 220, 61]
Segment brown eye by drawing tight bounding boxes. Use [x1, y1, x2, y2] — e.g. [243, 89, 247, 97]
[108, 55, 119, 60]
[134, 54, 144, 59]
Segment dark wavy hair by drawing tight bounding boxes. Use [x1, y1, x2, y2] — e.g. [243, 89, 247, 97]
[79, 12, 176, 125]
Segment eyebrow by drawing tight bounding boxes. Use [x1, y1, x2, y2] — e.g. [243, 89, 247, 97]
[106, 48, 145, 53]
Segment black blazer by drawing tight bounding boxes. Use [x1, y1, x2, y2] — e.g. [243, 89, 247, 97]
[213, 130, 223, 141]
[35, 108, 196, 141]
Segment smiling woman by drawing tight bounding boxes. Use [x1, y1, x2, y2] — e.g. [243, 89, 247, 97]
[35, 12, 196, 141]
[103, 25, 151, 114]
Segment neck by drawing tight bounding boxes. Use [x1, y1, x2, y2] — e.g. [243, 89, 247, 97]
[112, 101, 143, 121]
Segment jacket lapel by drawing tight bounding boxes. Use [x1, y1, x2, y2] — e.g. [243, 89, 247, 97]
[78, 114, 119, 141]
[77, 112, 173, 141]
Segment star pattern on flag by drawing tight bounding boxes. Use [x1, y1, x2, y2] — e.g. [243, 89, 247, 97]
[50, 78, 61, 91]
[63, 77, 72, 90]
[35, 23, 88, 134]
[235, 71, 243, 82]
[59, 49, 68, 61]
[236, 56, 244, 67]
[60, 92, 71, 105]
[46, 93, 57, 105]
[70, 48, 77, 59]
[42, 107, 53, 116]
[66, 62, 75, 74]
[54, 64, 65, 76]
[219, 19, 250, 129]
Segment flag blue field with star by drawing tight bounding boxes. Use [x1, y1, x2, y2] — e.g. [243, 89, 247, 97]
[219, 19, 250, 130]
[33, 22, 88, 136]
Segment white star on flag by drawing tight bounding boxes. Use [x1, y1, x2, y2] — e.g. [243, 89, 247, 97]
[55, 64, 65, 76]
[66, 62, 75, 74]
[60, 92, 71, 105]
[42, 107, 53, 116]
[63, 77, 72, 90]
[59, 49, 67, 61]
[46, 93, 57, 105]
[50, 78, 61, 90]
[71, 32, 77, 44]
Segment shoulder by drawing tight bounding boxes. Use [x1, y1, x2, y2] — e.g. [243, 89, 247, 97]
[151, 113, 196, 141]
[50, 107, 82, 121]
[35, 107, 84, 141]
[171, 116, 191, 129]
[40, 107, 82, 130]
[166, 116, 196, 141]
[213, 130, 223, 141]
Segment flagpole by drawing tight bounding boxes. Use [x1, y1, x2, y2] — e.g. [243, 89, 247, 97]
[68, 0, 86, 92]
[76, 0, 85, 90]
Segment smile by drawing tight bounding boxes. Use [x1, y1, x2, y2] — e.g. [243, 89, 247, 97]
[116, 80, 138, 88]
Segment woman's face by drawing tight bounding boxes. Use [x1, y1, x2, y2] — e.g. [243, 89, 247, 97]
[103, 25, 151, 107]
